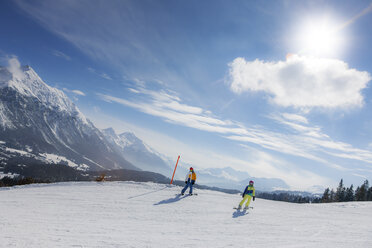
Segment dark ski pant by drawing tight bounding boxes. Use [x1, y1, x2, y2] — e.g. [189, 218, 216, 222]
[181, 179, 194, 194]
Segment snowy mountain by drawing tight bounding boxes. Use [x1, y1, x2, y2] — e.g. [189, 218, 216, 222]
[102, 128, 172, 175]
[0, 65, 137, 171]
[198, 167, 289, 191]
[1, 181, 371, 247]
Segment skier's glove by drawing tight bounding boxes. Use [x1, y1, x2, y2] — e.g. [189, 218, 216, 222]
[241, 194, 244, 198]
[191, 182, 194, 185]
[253, 196, 255, 201]
[185, 181, 187, 184]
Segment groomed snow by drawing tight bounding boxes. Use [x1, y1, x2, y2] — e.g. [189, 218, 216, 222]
[0, 182, 371, 247]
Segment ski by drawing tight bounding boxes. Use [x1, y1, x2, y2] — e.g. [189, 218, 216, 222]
[233, 206, 253, 210]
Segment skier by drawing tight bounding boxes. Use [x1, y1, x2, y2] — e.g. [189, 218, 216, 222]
[181, 167, 197, 195]
[237, 180, 255, 210]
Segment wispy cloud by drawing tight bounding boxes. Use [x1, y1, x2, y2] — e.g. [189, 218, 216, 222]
[13, 0, 196, 95]
[71, 90, 85, 96]
[52, 50, 71, 61]
[14, 1, 164, 73]
[98, 83, 372, 170]
[268, 113, 372, 164]
[87, 67, 112, 80]
[226, 127, 327, 163]
[100, 73, 112, 80]
[281, 113, 308, 124]
[228, 55, 371, 109]
[98, 92, 246, 135]
[63, 88, 86, 96]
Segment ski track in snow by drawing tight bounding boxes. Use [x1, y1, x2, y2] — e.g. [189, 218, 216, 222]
[0, 181, 371, 248]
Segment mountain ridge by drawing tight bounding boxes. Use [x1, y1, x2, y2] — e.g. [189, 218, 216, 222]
[102, 128, 172, 176]
[0, 65, 138, 171]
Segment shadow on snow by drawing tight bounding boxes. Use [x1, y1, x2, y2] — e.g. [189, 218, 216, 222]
[153, 194, 190, 205]
[127, 186, 168, 200]
[232, 209, 249, 218]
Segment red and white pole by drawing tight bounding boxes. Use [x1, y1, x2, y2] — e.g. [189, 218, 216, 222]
[170, 155, 180, 185]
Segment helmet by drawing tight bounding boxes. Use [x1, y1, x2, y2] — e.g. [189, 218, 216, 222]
[190, 167, 193, 171]
[249, 180, 254, 185]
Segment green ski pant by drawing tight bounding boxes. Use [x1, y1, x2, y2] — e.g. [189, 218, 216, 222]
[239, 194, 252, 208]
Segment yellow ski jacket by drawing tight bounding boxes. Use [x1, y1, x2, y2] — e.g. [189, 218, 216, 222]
[185, 171, 197, 181]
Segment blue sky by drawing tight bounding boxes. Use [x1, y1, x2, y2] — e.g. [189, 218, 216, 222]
[1, 0, 372, 190]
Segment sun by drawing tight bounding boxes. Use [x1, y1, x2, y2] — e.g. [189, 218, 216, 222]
[302, 25, 337, 55]
[294, 17, 345, 58]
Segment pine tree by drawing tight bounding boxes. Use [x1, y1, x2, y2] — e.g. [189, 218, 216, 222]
[355, 181, 368, 201]
[336, 179, 346, 202]
[363, 180, 369, 201]
[330, 189, 336, 202]
[367, 186, 372, 201]
[345, 184, 354, 202]
[355, 186, 361, 201]
[364, 180, 369, 190]
[321, 188, 330, 203]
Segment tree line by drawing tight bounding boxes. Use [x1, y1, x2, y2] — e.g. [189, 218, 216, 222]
[257, 191, 313, 203]
[256, 179, 372, 204]
[0, 176, 50, 187]
[320, 179, 372, 203]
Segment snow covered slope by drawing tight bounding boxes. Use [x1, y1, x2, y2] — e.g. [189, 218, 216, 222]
[1, 182, 371, 247]
[0, 65, 137, 171]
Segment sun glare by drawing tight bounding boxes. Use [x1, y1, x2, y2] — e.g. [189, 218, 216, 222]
[294, 17, 345, 58]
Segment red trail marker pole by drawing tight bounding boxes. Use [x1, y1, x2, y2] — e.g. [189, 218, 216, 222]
[170, 155, 180, 185]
